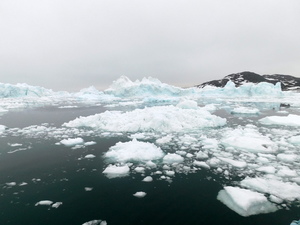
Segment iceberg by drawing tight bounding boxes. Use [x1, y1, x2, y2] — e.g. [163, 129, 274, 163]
[217, 186, 278, 216]
[63, 105, 226, 133]
[102, 165, 130, 178]
[0, 82, 55, 98]
[241, 177, 300, 202]
[104, 139, 164, 163]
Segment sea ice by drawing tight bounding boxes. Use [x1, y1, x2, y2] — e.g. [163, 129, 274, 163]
[52, 202, 63, 208]
[63, 105, 226, 133]
[102, 165, 130, 178]
[217, 186, 278, 216]
[104, 139, 164, 163]
[163, 153, 184, 164]
[60, 138, 84, 147]
[133, 191, 147, 198]
[231, 107, 259, 114]
[241, 177, 300, 202]
[259, 114, 300, 126]
[82, 220, 107, 225]
[221, 127, 277, 153]
[35, 200, 53, 206]
[142, 176, 153, 182]
[84, 154, 96, 159]
[288, 136, 300, 145]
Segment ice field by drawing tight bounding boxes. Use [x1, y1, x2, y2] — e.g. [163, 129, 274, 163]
[1, 76, 300, 224]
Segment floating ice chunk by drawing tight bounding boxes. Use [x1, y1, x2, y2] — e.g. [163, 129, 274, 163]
[221, 128, 277, 153]
[256, 166, 276, 174]
[290, 220, 300, 225]
[85, 187, 93, 191]
[176, 99, 198, 109]
[35, 200, 53, 206]
[277, 167, 298, 177]
[6, 182, 16, 186]
[163, 153, 184, 164]
[19, 182, 28, 186]
[196, 151, 209, 159]
[218, 157, 247, 168]
[277, 153, 298, 163]
[52, 202, 63, 208]
[84, 154, 96, 159]
[60, 138, 84, 147]
[142, 176, 153, 182]
[63, 105, 226, 133]
[193, 161, 210, 169]
[259, 114, 300, 126]
[102, 165, 130, 178]
[104, 139, 164, 163]
[156, 135, 173, 144]
[288, 136, 300, 145]
[0, 125, 6, 133]
[134, 167, 145, 173]
[85, 141, 97, 146]
[241, 177, 300, 202]
[165, 170, 175, 176]
[231, 107, 259, 114]
[145, 161, 156, 168]
[82, 220, 107, 225]
[133, 191, 147, 198]
[217, 186, 278, 217]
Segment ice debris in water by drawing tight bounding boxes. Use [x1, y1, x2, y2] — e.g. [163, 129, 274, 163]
[217, 186, 278, 217]
[231, 107, 259, 114]
[133, 191, 147, 198]
[63, 104, 226, 133]
[102, 165, 130, 178]
[35, 200, 53, 206]
[82, 220, 107, 225]
[60, 137, 84, 146]
[104, 139, 164, 163]
[259, 114, 300, 126]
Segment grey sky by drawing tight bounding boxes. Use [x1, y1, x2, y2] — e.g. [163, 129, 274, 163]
[1, 0, 299, 91]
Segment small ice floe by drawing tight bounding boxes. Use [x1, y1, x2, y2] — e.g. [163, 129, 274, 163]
[217, 186, 278, 216]
[8, 143, 22, 147]
[52, 202, 63, 208]
[82, 219, 107, 225]
[35, 200, 62, 208]
[85, 187, 93, 191]
[231, 107, 259, 115]
[142, 176, 153, 182]
[133, 191, 147, 198]
[288, 136, 300, 145]
[290, 220, 300, 225]
[85, 141, 97, 146]
[19, 182, 28, 186]
[163, 153, 184, 164]
[60, 138, 84, 147]
[35, 200, 53, 206]
[102, 165, 130, 178]
[6, 182, 17, 187]
[0, 125, 6, 134]
[104, 139, 164, 163]
[134, 167, 145, 173]
[84, 154, 96, 159]
[259, 114, 300, 126]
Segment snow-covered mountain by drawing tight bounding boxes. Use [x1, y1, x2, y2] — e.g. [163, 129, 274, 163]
[197, 71, 300, 91]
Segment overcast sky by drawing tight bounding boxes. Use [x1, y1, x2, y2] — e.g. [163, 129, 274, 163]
[0, 0, 299, 91]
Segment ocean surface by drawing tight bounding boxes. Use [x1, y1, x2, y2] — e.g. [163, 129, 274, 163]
[0, 103, 299, 225]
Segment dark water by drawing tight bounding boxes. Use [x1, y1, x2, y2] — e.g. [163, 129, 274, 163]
[0, 105, 299, 225]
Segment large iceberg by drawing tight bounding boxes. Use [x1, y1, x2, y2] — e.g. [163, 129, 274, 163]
[63, 104, 226, 133]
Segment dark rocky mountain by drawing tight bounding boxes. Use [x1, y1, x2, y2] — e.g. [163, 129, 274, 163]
[197, 71, 300, 91]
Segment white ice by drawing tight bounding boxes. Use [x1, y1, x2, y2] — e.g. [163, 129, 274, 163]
[60, 138, 84, 147]
[104, 139, 164, 163]
[217, 186, 278, 217]
[102, 165, 130, 178]
[63, 105, 226, 133]
[82, 220, 107, 225]
[259, 114, 300, 126]
[35, 200, 53, 206]
[133, 191, 147, 198]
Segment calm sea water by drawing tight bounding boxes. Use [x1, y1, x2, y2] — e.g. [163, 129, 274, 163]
[0, 104, 299, 225]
